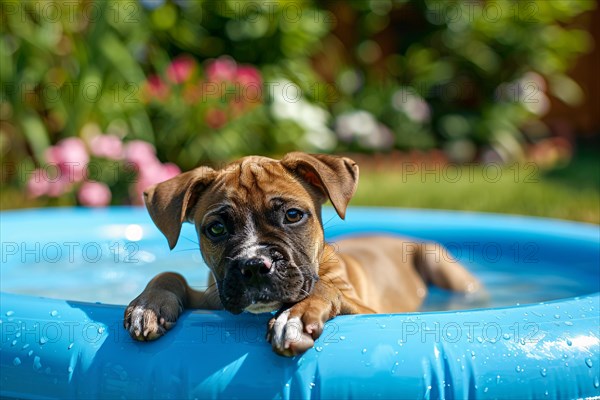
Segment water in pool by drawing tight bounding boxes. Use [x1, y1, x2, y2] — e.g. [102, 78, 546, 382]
[1, 232, 594, 311]
[1, 207, 598, 311]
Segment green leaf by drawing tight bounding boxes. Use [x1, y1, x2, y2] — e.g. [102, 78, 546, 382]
[21, 113, 51, 161]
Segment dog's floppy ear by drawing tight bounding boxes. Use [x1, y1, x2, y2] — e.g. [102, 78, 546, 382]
[143, 166, 217, 250]
[281, 152, 359, 219]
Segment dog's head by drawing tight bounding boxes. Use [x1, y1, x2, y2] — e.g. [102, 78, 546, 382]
[143, 152, 359, 314]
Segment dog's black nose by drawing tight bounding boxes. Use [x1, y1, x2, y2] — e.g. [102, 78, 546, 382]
[240, 257, 272, 279]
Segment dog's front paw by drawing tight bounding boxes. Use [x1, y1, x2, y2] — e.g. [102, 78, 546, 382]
[123, 290, 183, 341]
[266, 301, 329, 357]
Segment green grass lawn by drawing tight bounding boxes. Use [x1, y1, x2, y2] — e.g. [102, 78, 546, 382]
[353, 154, 599, 224]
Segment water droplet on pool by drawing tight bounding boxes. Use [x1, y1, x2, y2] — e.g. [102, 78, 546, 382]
[554, 314, 560, 319]
[11, 340, 17, 346]
[13, 357, 21, 366]
[28, 350, 33, 357]
[309, 382, 315, 389]
[390, 361, 399, 374]
[564, 321, 573, 326]
[515, 365, 522, 373]
[362, 348, 367, 354]
[98, 327, 105, 334]
[496, 375, 501, 384]
[315, 346, 323, 352]
[340, 336, 346, 341]
[15, 332, 21, 338]
[50, 310, 58, 317]
[39, 337, 48, 345]
[22, 344, 29, 350]
[545, 390, 549, 396]
[566, 339, 572, 346]
[484, 387, 489, 393]
[563, 354, 569, 359]
[540, 368, 547, 377]
[471, 351, 476, 358]
[33, 356, 42, 370]
[68, 343, 74, 350]
[585, 358, 593, 368]
[594, 376, 599, 388]
[5, 311, 14, 317]
[503, 333, 510, 340]
[285, 383, 290, 388]
[476, 336, 483, 343]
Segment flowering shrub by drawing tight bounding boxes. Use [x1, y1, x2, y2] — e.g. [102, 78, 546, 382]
[144, 56, 262, 126]
[26, 130, 180, 207]
[1, 0, 596, 208]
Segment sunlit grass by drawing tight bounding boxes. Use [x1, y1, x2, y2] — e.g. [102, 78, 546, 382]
[353, 157, 599, 224]
[3, 153, 598, 224]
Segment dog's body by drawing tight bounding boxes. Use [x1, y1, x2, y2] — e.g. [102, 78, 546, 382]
[124, 153, 480, 356]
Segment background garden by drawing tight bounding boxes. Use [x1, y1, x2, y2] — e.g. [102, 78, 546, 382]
[1, 0, 598, 223]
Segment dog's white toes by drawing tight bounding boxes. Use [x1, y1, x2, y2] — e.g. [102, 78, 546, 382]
[126, 305, 164, 341]
[130, 306, 146, 338]
[268, 310, 312, 356]
[269, 309, 290, 352]
[283, 317, 303, 349]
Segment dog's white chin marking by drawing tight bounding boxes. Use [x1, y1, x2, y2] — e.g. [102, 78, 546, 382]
[244, 301, 281, 314]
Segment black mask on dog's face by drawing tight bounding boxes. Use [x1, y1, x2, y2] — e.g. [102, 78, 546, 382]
[197, 170, 323, 314]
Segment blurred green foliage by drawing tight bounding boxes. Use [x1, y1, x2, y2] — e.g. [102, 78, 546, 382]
[331, 0, 595, 160]
[1, 0, 332, 173]
[0, 0, 596, 206]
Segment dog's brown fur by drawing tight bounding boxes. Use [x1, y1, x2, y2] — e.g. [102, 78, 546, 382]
[124, 153, 481, 356]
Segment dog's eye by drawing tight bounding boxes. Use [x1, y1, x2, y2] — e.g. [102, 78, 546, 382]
[207, 222, 227, 237]
[284, 209, 303, 223]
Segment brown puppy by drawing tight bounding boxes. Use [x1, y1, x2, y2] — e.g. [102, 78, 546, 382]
[124, 152, 481, 356]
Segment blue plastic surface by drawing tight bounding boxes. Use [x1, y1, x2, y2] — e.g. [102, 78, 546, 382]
[1, 207, 599, 399]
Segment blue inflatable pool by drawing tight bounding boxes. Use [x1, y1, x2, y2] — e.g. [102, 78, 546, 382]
[1, 207, 599, 399]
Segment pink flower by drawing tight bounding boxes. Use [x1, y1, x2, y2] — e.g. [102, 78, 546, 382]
[144, 75, 170, 101]
[44, 137, 90, 183]
[124, 140, 158, 167]
[26, 169, 50, 198]
[206, 57, 237, 82]
[235, 65, 262, 87]
[166, 55, 197, 84]
[132, 162, 181, 205]
[28, 164, 72, 198]
[78, 181, 112, 207]
[89, 134, 123, 159]
[205, 108, 228, 129]
[161, 163, 181, 181]
[47, 173, 73, 197]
